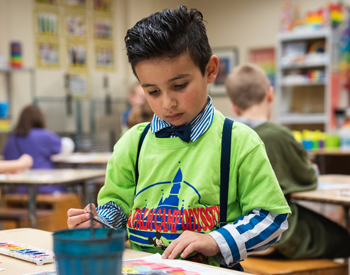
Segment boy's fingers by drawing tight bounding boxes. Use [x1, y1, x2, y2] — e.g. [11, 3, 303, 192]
[67, 213, 90, 229]
[167, 239, 192, 259]
[180, 242, 197, 258]
[162, 238, 180, 258]
[74, 220, 100, 229]
[67, 208, 85, 217]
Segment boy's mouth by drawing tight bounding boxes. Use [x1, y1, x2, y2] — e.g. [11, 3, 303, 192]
[166, 113, 183, 121]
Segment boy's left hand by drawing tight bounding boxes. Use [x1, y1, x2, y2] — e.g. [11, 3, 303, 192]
[161, 231, 220, 260]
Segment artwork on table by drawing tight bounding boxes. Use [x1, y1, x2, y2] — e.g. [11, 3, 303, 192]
[66, 0, 86, 8]
[67, 41, 87, 69]
[93, 17, 113, 40]
[93, 0, 112, 12]
[35, 11, 59, 36]
[248, 47, 276, 87]
[36, 38, 60, 68]
[209, 47, 238, 95]
[66, 14, 87, 38]
[95, 42, 115, 71]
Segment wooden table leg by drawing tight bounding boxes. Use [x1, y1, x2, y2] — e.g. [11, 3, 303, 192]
[28, 185, 37, 228]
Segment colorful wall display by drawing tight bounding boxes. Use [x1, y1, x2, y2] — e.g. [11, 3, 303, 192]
[93, 0, 112, 13]
[65, 0, 86, 8]
[35, 11, 59, 36]
[248, 47, 276, 86]
[33, 0, 116, 72]
[36, 38, 60, 68]
[95, 42, 114, 70]
[66, 14, 87, 38]
[93, 17, 113, 40]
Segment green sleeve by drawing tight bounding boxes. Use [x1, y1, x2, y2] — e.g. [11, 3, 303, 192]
[237, 143, 291, 216]
[97, 123, 148, 216]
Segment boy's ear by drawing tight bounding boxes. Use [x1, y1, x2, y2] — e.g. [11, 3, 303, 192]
[267, 86, 274, 103]
[231, 104, 241, 116]
[206, 55, 219, 84]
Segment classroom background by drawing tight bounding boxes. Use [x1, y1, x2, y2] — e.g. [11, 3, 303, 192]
[2, 1, 350, 274]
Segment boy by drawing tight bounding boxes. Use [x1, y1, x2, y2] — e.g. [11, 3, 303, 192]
[67, 6, 290, 270]
[225, 63, 350, 259]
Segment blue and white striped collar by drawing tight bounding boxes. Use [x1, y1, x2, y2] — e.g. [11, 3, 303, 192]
[151, 96, 215, 142]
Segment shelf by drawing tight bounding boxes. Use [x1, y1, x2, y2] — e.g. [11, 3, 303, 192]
[281, 81, 326, 87]
[279, 113, 326, 124]
[277, 29, 331, 41]
[280, 62, 327, 69]
[0, 67, 35, 73]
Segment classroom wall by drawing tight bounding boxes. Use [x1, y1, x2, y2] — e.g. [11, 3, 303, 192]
[0, 0, 348, 129]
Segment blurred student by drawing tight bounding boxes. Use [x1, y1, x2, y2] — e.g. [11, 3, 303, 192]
[3, 105, 72, 193]
[225, 63, 350, 259]
[126, 101, 154, 129]
[0, 154, 33, 174]
[121, 82, 146, 130]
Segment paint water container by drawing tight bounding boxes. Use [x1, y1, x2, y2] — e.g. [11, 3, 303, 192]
[53, 228, 125, 275]
[10, 42, 22, 68]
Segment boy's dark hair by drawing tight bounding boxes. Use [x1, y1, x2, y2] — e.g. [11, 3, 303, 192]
[14, 105, 46, 136]
[125, 5, 212, 76]
[225, 63, 271, 111]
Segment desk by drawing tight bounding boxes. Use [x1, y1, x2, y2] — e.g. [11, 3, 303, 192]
[52, 152, 112, 168]
[307, 149, 350, 174]
[0, 228, 249, 275]
[0, 169, 105, 228]
[291, 174, 350, 231]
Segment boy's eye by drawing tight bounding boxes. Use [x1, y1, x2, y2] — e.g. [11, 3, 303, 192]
[174, 83, 188, 90]
[149, 89, 159, 95]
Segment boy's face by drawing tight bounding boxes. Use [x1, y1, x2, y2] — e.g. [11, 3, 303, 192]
[135, 52, 218, 126]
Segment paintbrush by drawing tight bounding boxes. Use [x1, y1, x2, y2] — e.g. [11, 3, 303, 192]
[89, 203, 95, 238]
[92, 216, 115, 230]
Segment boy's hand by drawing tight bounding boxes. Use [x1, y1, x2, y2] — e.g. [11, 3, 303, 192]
[67, 203, 102, 229]
[162, 231, 220, 260]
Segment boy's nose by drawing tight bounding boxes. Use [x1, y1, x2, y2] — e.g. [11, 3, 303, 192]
[163, 95, 176, 110]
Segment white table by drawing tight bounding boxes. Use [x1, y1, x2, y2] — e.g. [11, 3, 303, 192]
[0, 228, 250, 275]
[0, 169, 105, 228]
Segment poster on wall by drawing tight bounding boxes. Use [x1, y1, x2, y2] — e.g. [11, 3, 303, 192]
[66, 41, 88, 69]
[95, 42, 115, 71]
[66, 72, 90, 98]
[65, 14, 87, 38]
[209, 47, 238, 95]
[36, 38, 60, 68]
[93, 0, 112, 12]
[65, 0, 86, 8]
[93, 17, 113, 40]
[35, 0, 58, 5]
[35, 11, 59, 36]
[248, 47, 276, 87]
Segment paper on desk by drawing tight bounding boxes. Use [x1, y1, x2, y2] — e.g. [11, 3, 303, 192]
[124, 253, 235, 275]
[318, 182, 350, 190]
[0, 268, 4, 272]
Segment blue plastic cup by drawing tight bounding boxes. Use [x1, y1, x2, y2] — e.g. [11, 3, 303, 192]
[53, 228, 126, 275]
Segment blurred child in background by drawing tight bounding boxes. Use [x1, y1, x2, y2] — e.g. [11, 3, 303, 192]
[126, 101, 154, 128]
[121, 82, 146, 130]
[3, 105, 73, 193]
[225, 63, 350, 259]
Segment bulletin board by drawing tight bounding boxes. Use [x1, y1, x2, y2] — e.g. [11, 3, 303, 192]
[33, 0, 116, 73]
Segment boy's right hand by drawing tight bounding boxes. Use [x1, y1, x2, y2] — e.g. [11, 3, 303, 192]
[67, 203, 102, 229]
